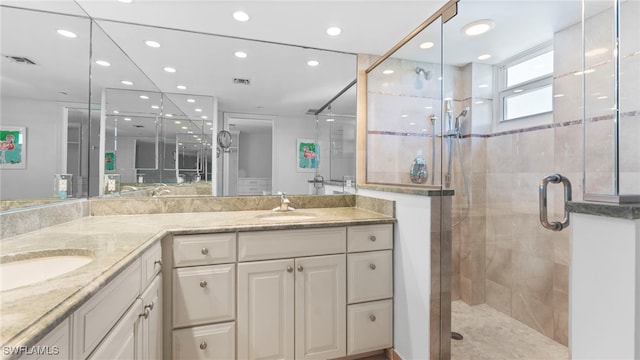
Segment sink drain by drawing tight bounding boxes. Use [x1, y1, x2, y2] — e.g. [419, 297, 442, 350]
[451, 332, 464, 341]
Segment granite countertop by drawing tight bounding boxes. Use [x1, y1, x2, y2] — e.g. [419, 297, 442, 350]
[0, 207, 394, 353]
[566, 201, 640, 220]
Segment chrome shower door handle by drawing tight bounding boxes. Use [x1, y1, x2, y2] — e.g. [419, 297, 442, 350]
[539, 173, 572, 231]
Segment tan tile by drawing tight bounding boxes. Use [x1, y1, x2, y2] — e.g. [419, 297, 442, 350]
[513, 252, 554, 303]
[486, 246, 512, 287]
[486, 279, 512, 316]
[554, 232, 571, 266]
[553, 263, 569, 294]
[512, 291, 554, 338]
[553, 290, 569, 346]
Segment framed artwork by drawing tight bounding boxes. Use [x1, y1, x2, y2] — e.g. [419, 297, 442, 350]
[105, 151, 116, 171]
[0, 126, 26, 169]
[296, 138, 319, 172]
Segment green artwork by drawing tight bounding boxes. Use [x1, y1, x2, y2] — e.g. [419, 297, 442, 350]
[0, 127, 25, 168]
[297, 140, 319, 171]
[105, 152, 116, 171]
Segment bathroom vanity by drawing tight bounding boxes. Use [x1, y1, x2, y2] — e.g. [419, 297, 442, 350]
[0, 201, 394, 360]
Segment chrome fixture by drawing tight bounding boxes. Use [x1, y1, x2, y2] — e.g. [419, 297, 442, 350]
[539, 173, 572, 231]
[409, 153, 428, 184]
[415, 67, 433, 80]
[275, 192, 295, 212]
[429, 114, 437, 185]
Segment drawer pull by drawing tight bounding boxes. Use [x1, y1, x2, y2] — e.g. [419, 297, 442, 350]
[297, 265, 304, 272]
[153, 259, 162, 268]
[200, 342, 208, 350]
[140, 301, 154, 319]
[201, 247, 209, 255]
[369, 235, 377, 242]
[369, 315, 376, 322]
[287, 266, 294, 273]
[200, 280, 208, 288]
[369, 263, 376, 270]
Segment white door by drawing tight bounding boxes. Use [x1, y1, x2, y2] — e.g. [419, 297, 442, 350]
[89, 299, 142, 360]
[238, 259, 295, 360]
[295, 254, 346, 360]
[140, 275, 162, 360]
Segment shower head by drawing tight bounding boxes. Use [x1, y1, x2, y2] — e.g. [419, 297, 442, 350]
[456, 107, 469, 120]
[415, 67, 433, 80]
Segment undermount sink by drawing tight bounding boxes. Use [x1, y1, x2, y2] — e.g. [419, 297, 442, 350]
[0, 250, 93, 292]
[257, 212, 317, 222]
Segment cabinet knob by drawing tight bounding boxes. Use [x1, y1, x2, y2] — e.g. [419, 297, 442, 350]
[287, 266, 294, 273]
[200, 280, 208, 288]
[297, 265, 304, 272]
[200, 342, 208, 350]
[369, 263, 376, 270]
[369, 235, 377, 242]
[154, 259, 162, 269]
[140, 307, 150, 319]
[369, 315, 376, 322]
[201, 247, 209, 255]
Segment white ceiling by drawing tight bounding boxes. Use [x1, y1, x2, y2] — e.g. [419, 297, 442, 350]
[1, 0, 610, 131]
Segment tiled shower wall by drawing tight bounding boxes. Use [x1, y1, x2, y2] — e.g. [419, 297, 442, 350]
[452, 2, 639, 347]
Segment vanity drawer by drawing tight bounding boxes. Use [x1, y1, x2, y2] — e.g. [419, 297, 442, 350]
[347, 300, 393, 355]
[173, 233, 236, 267]
[347, 250, 393, 304]
[238, 227, 346, 261]
[172, 322, 235, 360]
[347, 224, 393, 252]
[172, 264, 235, 328]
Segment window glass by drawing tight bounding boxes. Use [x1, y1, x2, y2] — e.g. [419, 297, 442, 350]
[504, 85, 553, 120]
[507, 51, 554, 87]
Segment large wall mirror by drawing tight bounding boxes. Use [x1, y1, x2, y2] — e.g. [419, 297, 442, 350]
[0, 3, 356, 210]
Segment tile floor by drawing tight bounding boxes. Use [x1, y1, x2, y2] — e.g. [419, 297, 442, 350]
[451, 300, 568, 360]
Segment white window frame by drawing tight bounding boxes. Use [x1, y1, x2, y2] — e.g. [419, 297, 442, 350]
[497, 42, 554, 122]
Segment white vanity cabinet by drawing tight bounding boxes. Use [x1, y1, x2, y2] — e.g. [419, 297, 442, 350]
[346, 224, 394, 355]
[72, 241, 163, 360]
[237, 228, 347, 360]
[17, 319, 71, 360]
[168, 233, 236, 360]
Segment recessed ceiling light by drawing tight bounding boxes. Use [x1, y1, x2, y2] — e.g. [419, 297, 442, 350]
[181, 126, 188, 130]
[121, 80, 133, 86]
[164, 67, 176, 73]
[165, 114, 173, 117]
[462, 19, 495, 36]
[233, 10, 250, 22]
[401, 114, 408, 118]
[383, 69, 394, 75]
[513, 89, 523, 93]
[585, 48, 608, 57]
[187, 99, 196, 103]
[307, 60, 319, 67]
[113, 110, 119, 114]
[478, 84, 489, 88]
[195, 108, 202, 112]
[145, 40, 160, 48]
[554, 94, 565, 98]
[202, 116, 209, 120]
[174, 121, 181, 124]
[419, 42, 434, 49]
[188, 130, 193, 134]
[139, 95, 149, 99]
[409, 122, 416, 126]
[597, 95, 608, 100]
[95, 60, 111, 67]
[118, 0, 132, 3]
[151, 105, 159, 109]
[176, 85, 187, 90]
[425, 106, 433, 109]
[477, 54, 491, 60]
[475, 100, 484, 104]
[124, 117, 132, 121]
[234, 51, 247, 58]
[57, 29, 77, 38]
[326, 27, 342, 36]
[206, 122, 212, 126]
[326, 118, 335, 122]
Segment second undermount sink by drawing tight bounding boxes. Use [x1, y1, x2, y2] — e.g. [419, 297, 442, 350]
[0, 250, 93, 292]
[257, 212, 317, 222]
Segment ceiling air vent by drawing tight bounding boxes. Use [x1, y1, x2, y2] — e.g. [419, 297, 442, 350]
[233, 78, 251, 85]
[4, 55, 36, 65]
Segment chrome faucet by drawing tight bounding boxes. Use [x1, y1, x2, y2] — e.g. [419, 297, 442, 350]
[280, 193, 291, 211]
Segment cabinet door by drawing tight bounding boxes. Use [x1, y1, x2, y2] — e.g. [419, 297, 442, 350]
[295, 254, 346, 360]
[140, 275, 162, 360]
[17, 319, 70, 360]
[88, 299, 142, 360]
[238, 259, 295, 360]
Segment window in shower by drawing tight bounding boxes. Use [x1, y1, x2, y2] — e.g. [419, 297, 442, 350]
[498, 45, 554, 121]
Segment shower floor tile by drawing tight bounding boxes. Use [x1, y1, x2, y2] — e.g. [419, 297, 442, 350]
[451, 300, 568, 360]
